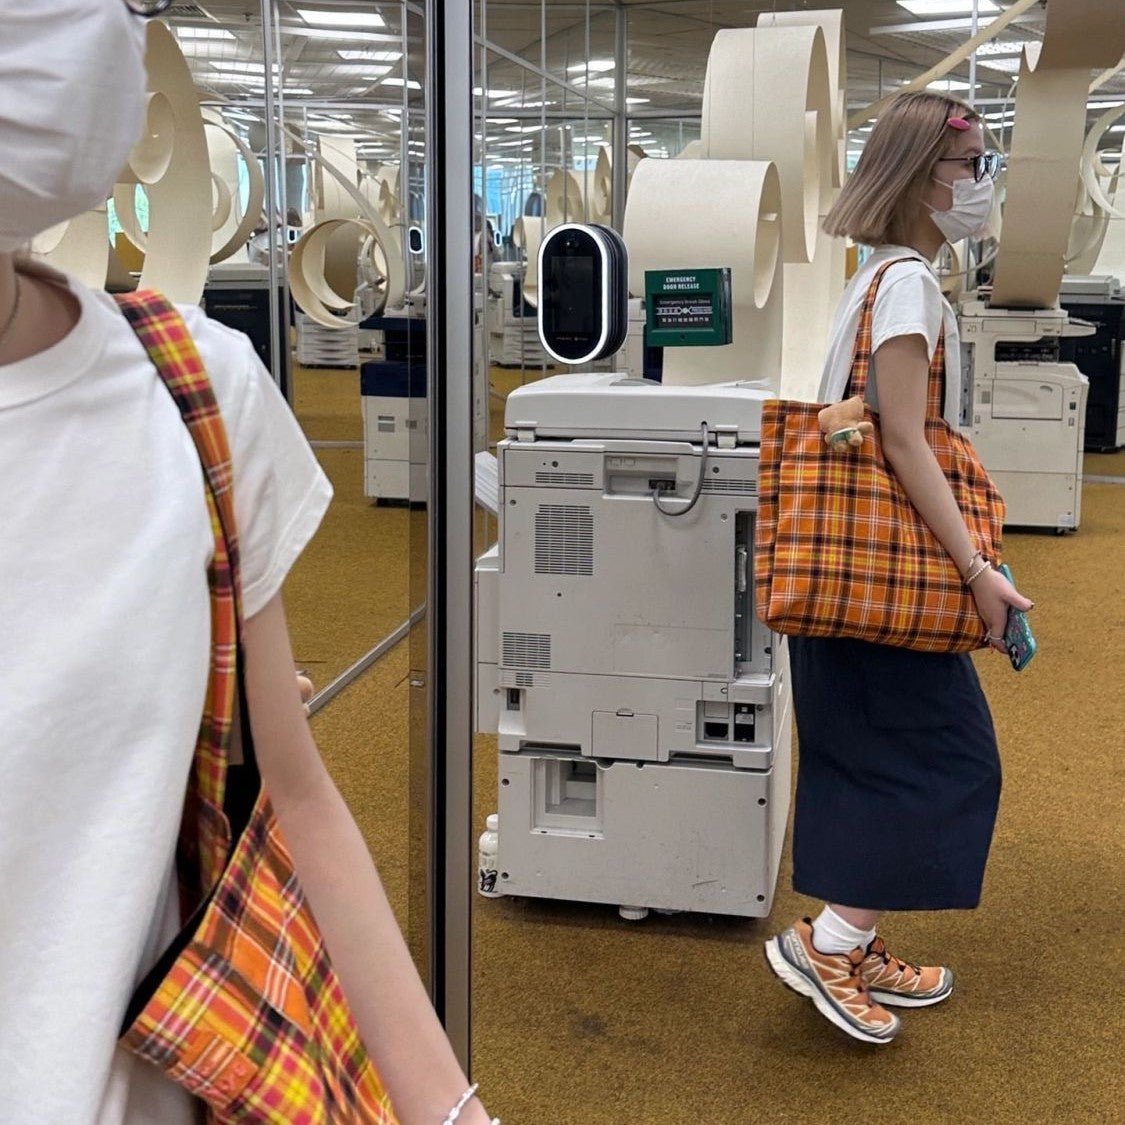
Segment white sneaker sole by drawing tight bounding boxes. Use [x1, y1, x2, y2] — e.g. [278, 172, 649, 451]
[869, 969, 955, 1008]
[764, 937, 900, 1045]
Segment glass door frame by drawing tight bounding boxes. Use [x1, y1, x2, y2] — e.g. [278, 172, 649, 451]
[425, 0, 474, 1072]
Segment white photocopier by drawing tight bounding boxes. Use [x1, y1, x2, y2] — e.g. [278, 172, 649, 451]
[486, 261, 552, 368]
[475, 376, 791, 920]
[959, 296, 1093, 533]
[475, 226, 792, 920]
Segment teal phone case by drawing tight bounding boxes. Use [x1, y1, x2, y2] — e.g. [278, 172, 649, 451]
[997, 563, 1037, 671]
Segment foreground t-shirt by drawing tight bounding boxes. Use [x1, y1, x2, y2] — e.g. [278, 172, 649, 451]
[0, 275, 332, 1123]
[817, 244, 963, 428]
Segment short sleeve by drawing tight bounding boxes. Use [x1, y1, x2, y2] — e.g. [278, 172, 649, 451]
[870, 265, 944, 361]
[178, 309, 333, 619]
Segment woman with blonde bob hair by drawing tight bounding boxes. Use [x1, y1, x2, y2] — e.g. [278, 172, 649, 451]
[763, 92, 1033, 1045]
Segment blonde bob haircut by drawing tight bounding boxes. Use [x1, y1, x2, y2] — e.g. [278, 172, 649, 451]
[824, 91, 980, 248]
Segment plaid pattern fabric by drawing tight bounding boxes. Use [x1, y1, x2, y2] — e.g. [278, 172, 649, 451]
[755, 259, 1005, 652]
[115, 292, 397, 1123]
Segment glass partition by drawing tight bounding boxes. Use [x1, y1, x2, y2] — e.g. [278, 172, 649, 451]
[162, 0, 435, 995]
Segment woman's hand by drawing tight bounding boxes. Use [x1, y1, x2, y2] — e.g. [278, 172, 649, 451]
[970, 566, 1034, 652]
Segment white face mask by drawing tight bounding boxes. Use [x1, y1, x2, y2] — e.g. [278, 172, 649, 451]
[926, 175, 995, 244]
[0, 1, 148, 251]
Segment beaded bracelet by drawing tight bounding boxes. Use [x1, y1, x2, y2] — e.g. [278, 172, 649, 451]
[443, 1083, 501, 1125]
[965, 558, 992, 587]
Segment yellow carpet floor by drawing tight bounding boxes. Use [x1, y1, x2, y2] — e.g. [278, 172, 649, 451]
[286, 365, 1124, 1124]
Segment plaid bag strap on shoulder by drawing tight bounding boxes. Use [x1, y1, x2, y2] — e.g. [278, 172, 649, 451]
[115, 292, 397, 1124]
[116, 291, 240, 902]
[845, 256, 947, 421]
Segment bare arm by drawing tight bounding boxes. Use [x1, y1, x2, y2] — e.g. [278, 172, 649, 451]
[242, 593, 492, 1125]
[874, 334, 1032, 645]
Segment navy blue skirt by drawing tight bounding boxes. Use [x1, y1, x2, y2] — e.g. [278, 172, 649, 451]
[788, 635, 1001, 911]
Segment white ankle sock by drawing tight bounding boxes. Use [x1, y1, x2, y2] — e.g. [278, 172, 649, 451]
[811, 906, 877, 955]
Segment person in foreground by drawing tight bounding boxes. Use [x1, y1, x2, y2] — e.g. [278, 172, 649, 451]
[762, 92, 1034, 1044]
[0, 2, 493, 1122]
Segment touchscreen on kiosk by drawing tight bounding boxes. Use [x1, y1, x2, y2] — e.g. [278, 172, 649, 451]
[538, 223, 629, 365]
[542, 233, 601, 362]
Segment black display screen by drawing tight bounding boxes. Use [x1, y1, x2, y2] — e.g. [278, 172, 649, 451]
[548, 255, 595, 334]
[544, 252, 598, 352]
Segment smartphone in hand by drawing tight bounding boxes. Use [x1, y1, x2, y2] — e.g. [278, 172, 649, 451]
[997, 563, 1037, 671]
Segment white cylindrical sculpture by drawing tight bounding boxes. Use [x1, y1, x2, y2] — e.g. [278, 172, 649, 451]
[591, 147, 613, 224]
[515, 216, 547, 308]
[287, 126, 406, 314]
[112, 21, 212, 304]
[544, 169, 585, 227]
[701, 25, 832, 265]
[291, 218, 379, 329]
[624, 158, 783, 389]
[204, 116, 265, 265]
[1092, 171, 1125, 277]
[1081, 106, 1125, 219]
[991, 0, 1125, 307]
[758, 9, 846, 188]
[31, 207, 111, 290]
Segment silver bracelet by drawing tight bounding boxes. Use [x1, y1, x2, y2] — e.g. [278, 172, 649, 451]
[443, 1084, 500, 1125]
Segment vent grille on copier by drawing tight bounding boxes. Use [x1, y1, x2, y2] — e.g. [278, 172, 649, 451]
[701, 478, 757, 495]
[502, 633, 552, 670]
[534, 504, 594, 575]
[535, 471, 595, 487]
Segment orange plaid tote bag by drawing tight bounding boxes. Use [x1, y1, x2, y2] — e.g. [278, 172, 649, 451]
[754, 258, 1005, 653]
[114, 292, 398, 1124]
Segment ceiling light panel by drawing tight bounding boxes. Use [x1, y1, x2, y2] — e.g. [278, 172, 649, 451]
[974, 39, 1036, 57]
[283, 28, 400, 43]
[338, 50, 403, 62]
[297, 8, 386, 29]
[210, 61, 278, 74]
[978, 58, 1022, 74]
[176, 27, 235, 40]
[331, 64, 394, 77]
[897, 1, 999, 15]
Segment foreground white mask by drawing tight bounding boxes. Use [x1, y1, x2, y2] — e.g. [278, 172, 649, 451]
[927, 176, 995, 244]
[0, 0, 148, 251]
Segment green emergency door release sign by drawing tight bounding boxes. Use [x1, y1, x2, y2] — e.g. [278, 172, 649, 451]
[644, 268, 733, 348]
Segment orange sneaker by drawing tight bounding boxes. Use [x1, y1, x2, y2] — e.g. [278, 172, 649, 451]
[764, 918, 900, 1045]
[858, 935, 954, 1008]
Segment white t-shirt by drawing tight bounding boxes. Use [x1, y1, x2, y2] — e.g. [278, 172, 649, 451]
[0, 275, 332, 1124]
[817, 244, 963, 428]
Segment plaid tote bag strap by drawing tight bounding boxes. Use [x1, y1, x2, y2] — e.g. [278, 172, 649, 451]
[845, 256, 947, 420]
[115, 290, 239, 895]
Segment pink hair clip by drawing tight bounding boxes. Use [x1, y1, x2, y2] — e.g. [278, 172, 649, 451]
[947, 117, 971, 131]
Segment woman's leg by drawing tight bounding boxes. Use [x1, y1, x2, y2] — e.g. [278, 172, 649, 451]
[807, 903, 882, 955]
[830, 905, 882, 932]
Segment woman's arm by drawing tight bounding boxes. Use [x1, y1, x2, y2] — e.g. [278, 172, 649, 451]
[242, 593, 492, 1125]
[873, 334, 1032, 645]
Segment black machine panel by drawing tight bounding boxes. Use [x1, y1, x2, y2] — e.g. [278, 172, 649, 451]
[1058, 297, 1125, 452]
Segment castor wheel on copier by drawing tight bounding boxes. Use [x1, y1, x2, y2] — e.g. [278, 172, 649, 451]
[618, 905, 649, 921]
